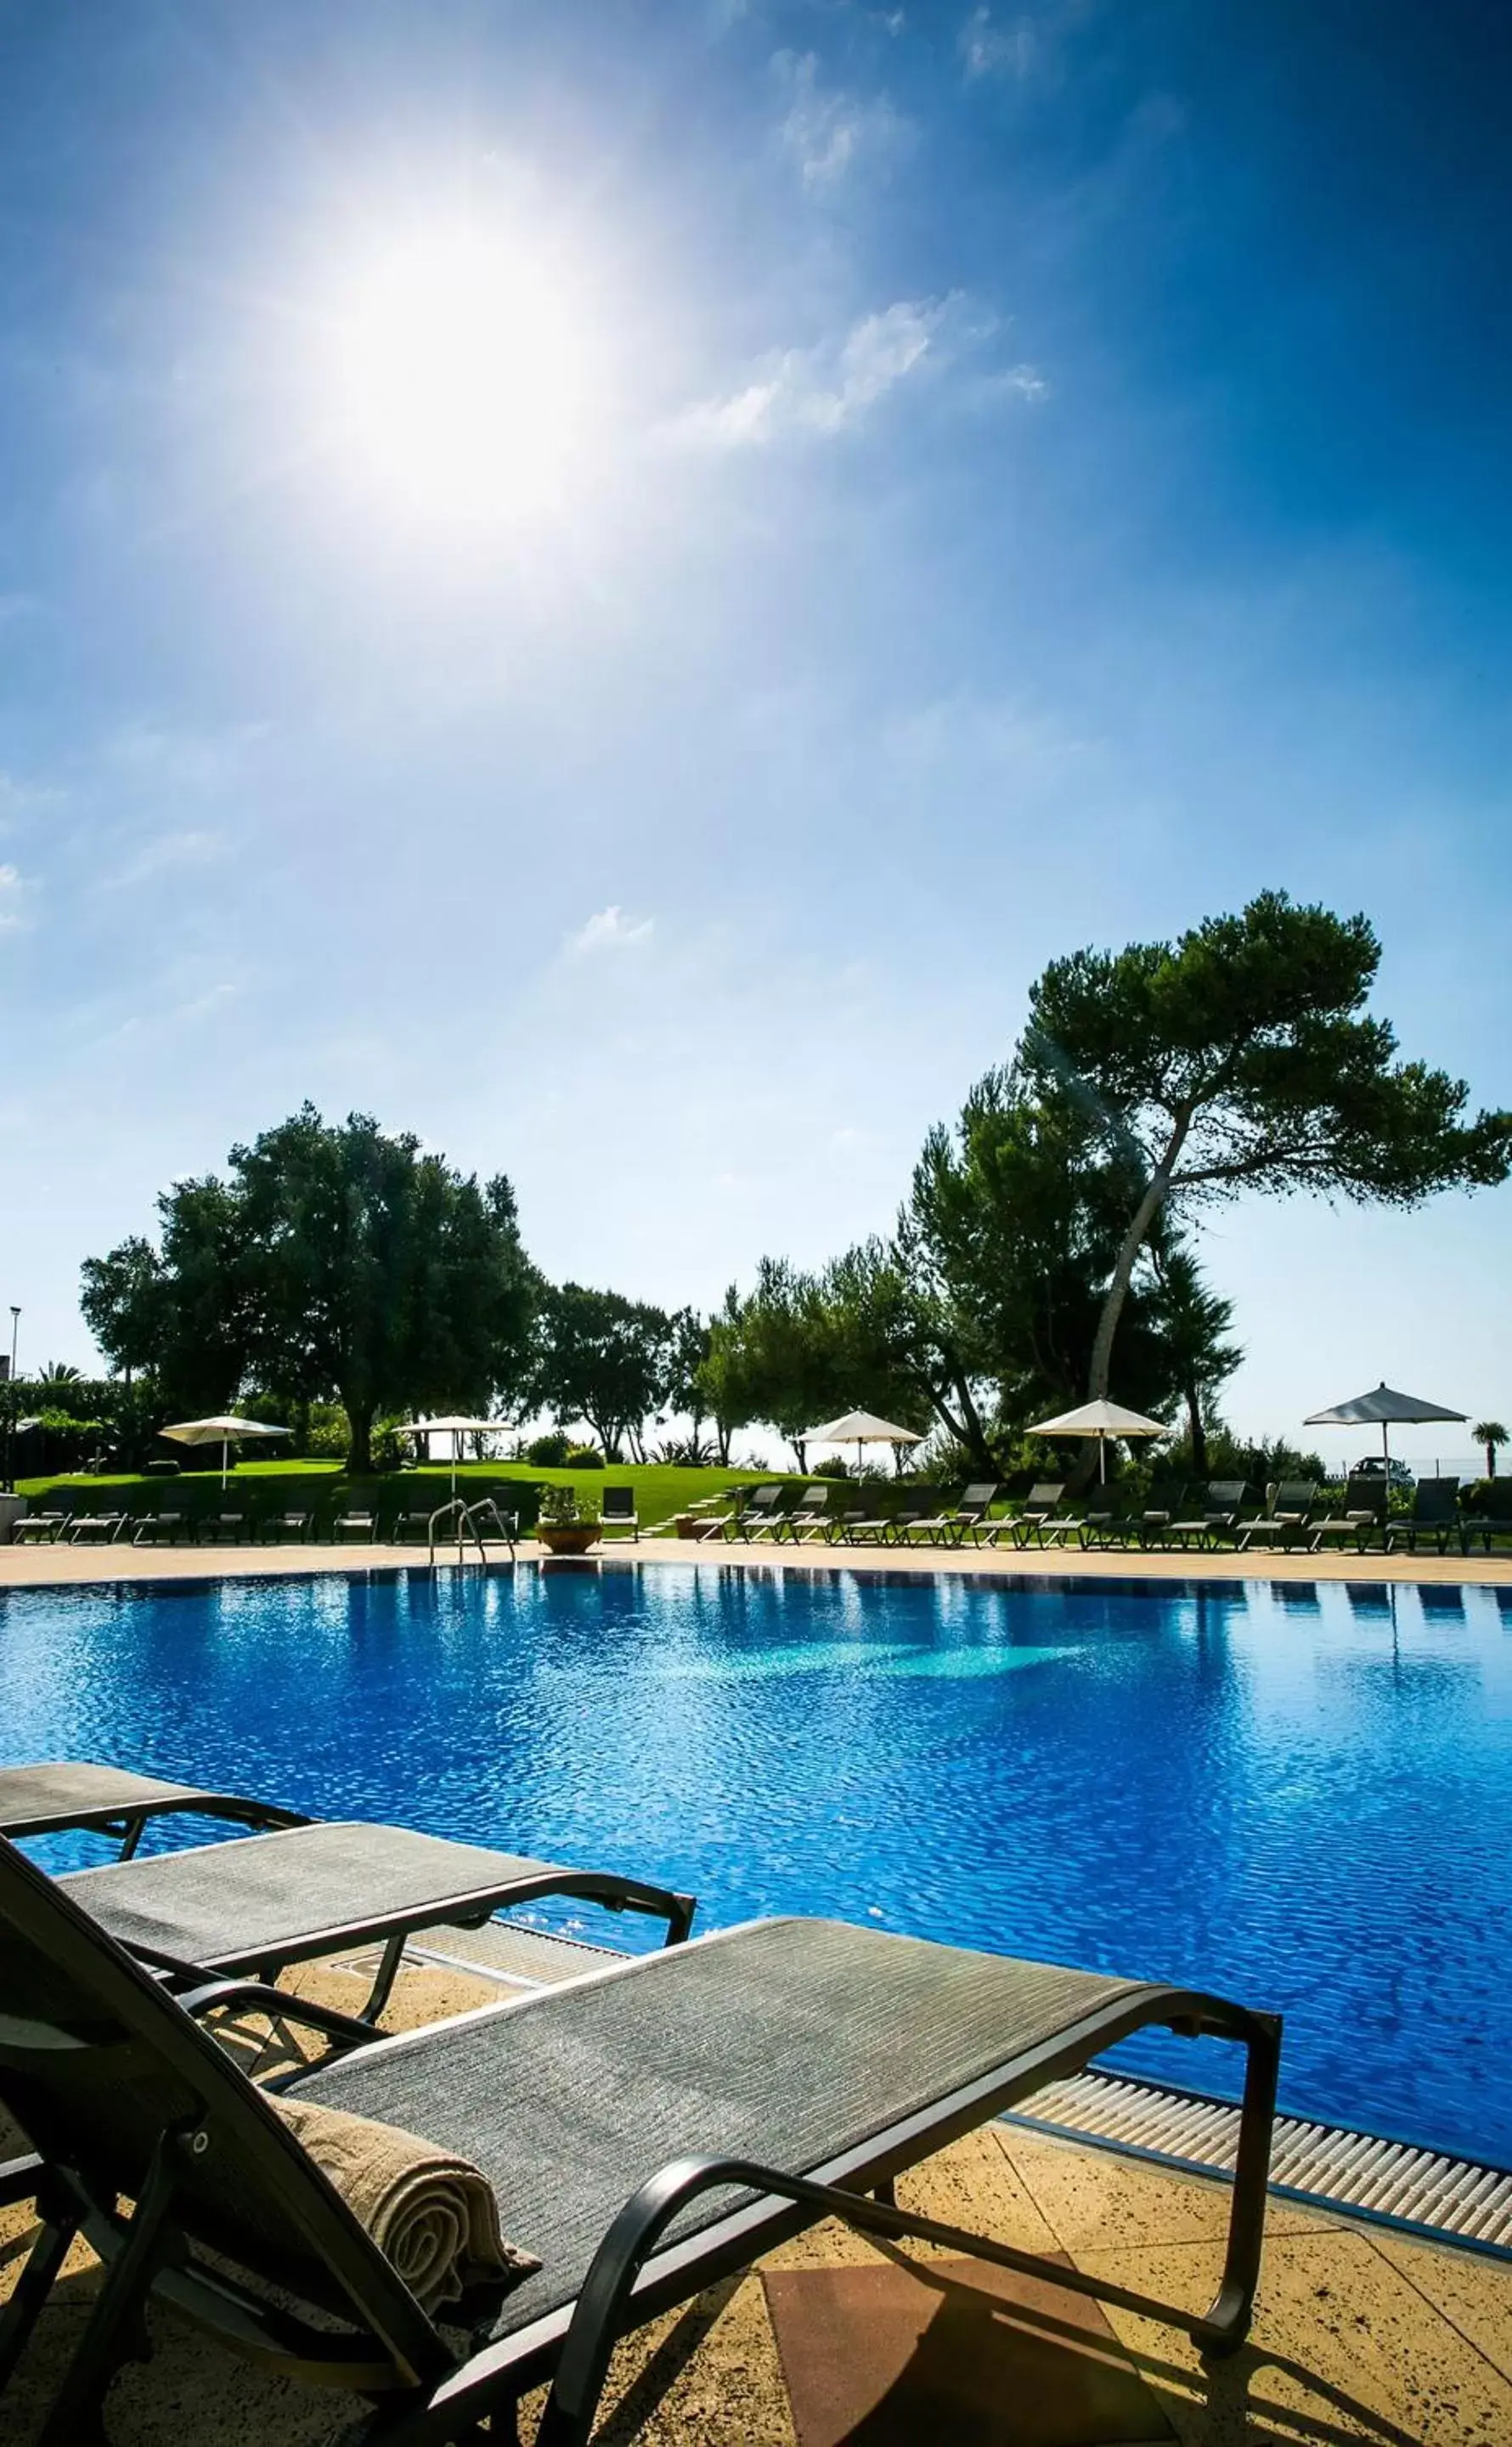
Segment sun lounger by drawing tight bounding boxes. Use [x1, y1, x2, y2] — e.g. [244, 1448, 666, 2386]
[12, 1510, 65, 1544]
[0, 1760, 309, 1856]
[0, 1836, 1281, 2444]
[1238, 1482, 1320, 1551]
[843, 1495, 930, 1545]
[1168, 1482, 1249, 1551]
[598, 1488, 638, 1541]
[984, 1482, 1068, 1548]
[198, 1510, 249, 1544]
[257, 1508, 313, 1544]
[694, 1483, 780, 1540]
[1309, 1476, 1388, 1553]
[1385, 1477, 1462, 1556]
[763, 1483, 832, 1543]
[332, 1506, 378, 1541]
[60, 1509, 128, 1545]
[898, 1482, 1000, 1547]
[54, 1817, 697, 2020]
[726, 1483, 787, 1540]
[130, 1510, 189, 1546]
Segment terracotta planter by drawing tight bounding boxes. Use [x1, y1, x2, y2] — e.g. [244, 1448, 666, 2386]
[535, 1523, 601, 1556]
[673, 1513, 702, 1540]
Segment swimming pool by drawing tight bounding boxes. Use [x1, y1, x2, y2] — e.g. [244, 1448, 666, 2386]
[3, 1563, 1509, 2164]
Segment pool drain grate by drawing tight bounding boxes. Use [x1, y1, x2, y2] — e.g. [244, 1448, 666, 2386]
[1005, 2071, 1512, 2258]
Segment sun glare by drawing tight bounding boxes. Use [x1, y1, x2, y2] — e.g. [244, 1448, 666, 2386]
[324, 220, 596, 525]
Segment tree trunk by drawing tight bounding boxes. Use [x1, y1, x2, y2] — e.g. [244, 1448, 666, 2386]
[1186, 1383, 1208, 1476]
[789, 1437, 808, 1471]
[347, 1402, 375, 1475]
[1087, 1114, 1192, 1401]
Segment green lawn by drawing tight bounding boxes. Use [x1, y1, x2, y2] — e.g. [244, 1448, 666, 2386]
[18, 1457, 797, 1531]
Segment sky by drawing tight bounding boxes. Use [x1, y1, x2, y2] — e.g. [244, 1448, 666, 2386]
[2, 0, 1509, 1456]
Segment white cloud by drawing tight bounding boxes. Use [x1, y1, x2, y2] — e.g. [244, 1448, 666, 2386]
[566, 906, 654, 956]
[959, 7, 1035, 80]
[774, 51, 910, 190]
[0, 770, 65, 830]
[104, 719, 269, 795]
[105, 828, 228, 888]
[670, 297, 950, 451]
[0, 863, 31, 930]
[981, 362, 1050, 403]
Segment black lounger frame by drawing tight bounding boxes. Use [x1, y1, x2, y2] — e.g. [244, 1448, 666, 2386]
[0, 1839, 1280, 2447]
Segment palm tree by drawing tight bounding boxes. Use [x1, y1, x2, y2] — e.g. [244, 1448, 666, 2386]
[1473, 1421, 1508, 1478]
[34, 1362, 83, 1387]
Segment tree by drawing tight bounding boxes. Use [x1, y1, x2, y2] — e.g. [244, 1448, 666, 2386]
[1145, 1237, 1242, 1476]
[1474, 1421, 1508, 1478]
[1021, 893, 1512, 1404]
[663, 1309, 719, 1462]
[534, 1284, 674, 1460]
[80, 1107, 539, 1471]
[230, 1109, 538, 1471]
[80, 1237, 168, 1389]
[900, 1066, 1216, 1472]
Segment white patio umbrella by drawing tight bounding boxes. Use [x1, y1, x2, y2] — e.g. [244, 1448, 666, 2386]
[805, 1409, 926, 1477]
[1029, 1397, 1169, 1484]
[159, 1416, 291, 1492]
[1303, 1382, 1466, 1483]
[396, 1416, 503, 1499]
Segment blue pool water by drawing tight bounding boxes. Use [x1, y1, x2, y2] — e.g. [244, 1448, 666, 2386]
[3, 1563, 1510, 2164]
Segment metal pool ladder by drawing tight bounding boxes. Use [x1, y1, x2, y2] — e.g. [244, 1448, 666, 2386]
[426, 1495, 516, 1572]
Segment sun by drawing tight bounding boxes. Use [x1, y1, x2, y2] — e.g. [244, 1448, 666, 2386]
[323, 218, 596, 526]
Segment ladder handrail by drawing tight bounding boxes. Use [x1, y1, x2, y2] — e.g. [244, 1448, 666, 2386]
[426, 1495, 516, 1569]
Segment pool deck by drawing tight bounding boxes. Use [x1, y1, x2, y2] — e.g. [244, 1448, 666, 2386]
[3, 1947, 1510, 2443]
[4, 1522, 1512, 1595]
[4, 1528, 1510, 1592]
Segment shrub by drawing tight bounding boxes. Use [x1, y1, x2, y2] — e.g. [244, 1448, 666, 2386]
[562, 1443, 604, 1468]
[813, 1455, 851, 1478]
[538, 1482, 597, 1526]
[526, 1430, 573, 1467]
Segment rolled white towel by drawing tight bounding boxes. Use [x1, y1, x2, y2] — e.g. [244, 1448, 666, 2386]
[273, 2094, 540, 2313]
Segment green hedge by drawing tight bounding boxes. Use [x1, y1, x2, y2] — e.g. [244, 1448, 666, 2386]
[22, 1472, 548, 1536]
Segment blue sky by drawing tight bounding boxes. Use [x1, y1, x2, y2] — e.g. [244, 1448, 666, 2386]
[3, 0, 1509, 1453]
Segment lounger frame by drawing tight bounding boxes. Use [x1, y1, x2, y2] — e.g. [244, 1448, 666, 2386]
[0, 1838, 1281, 2447]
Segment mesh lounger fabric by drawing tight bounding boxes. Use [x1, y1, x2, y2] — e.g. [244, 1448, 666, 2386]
[60, 1822, 571, 1971]
[292, 1915, 1152, 2341]
[0, 1761, 220, 1837]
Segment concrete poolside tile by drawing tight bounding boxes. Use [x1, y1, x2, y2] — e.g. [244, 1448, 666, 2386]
[763, 2252, 1174, 2445]
[996, 2124, 1340, 2252]
[1368, 2229, 1512, 2387]
[1075, 2227, 1512, 2447]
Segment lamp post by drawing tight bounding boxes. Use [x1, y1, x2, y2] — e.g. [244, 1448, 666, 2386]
[3, 1306, 18, 1494]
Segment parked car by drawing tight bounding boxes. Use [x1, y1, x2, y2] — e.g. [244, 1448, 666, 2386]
[1351, 1455, 1415, 1488]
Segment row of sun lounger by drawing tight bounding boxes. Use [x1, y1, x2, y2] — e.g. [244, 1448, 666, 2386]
[698, 1474, 1486, 1554]
[0, 1756, 1280, 2443]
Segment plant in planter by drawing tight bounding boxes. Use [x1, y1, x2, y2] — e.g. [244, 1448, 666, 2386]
[535, 1483, 601, 1556]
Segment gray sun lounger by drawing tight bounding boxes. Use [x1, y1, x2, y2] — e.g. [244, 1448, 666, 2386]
[1167, 1482, 1249, 1551]
[1385, 1476, 1463, 1555]
[54, 1819, 697, 2020]
[1309, 1475, 1388, 1553]
[0, 1760, 311, 1856]
[1238, 1481, 1320, 1551]
[0, 1837, 1280, 2446]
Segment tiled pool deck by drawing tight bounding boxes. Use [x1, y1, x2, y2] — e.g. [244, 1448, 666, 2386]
[2, 1945, 1510, 2443]
[5, 1534, 1511, 2439]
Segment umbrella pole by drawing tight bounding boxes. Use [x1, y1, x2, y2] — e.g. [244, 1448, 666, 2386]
[222, 1437, 228, 1495]
[1098, 1434, 1106, 1484]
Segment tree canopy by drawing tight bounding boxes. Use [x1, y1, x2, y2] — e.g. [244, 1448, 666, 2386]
[533, 1283, 675, 1461]
[81, 1106, 538, 1470]
[1021, 892, 1512, 1399]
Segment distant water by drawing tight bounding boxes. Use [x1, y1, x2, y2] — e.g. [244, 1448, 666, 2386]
[4, 1563, 1510, 2164]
